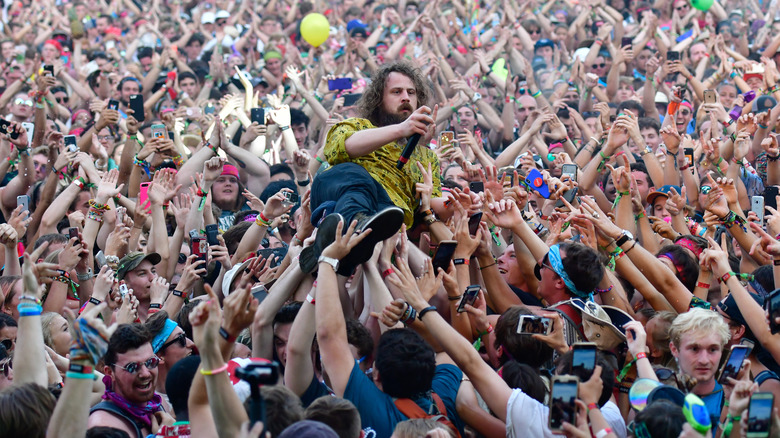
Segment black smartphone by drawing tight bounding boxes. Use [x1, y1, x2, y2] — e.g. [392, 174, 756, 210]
[328, 77, 353, 91]
[768, 288, 780, 335]
[256, 247, 287, 268]
[205, 224, 219, 246]
[621, 37, 633, 47]
[469, 181, 484, 193]
[0, 119, 11, 136]
[746, 392, 774, 438]
[555, 187, 579, 208]
[431, 240, 457, 273]
[68, 227, 79, 240]
[16, 194, 29, 213]
[43, 64, 54, 76]
[549, 376, 579, 432]
[718, 344, 752, 383]
[516, 315, 552, 335]
[684, 147, 694, 166]
[342, 93, 362, 107]
[667, 50, 680, 62]
[107, 99, 119, 111]
[251, 108, 265, 125]
[468, 212, 482, 235]
[129, 94, 144, 122]
[765, 186, 779, 213]
[571, 342, 598, 377]
[457, 285, 480, 313]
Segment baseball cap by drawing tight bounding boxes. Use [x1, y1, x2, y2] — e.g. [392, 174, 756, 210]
[116, 252, 162, 280]
[655, 91, 669, 104]
[201, 12, 216, 24]
[717, 292, 763, 327]
[215, 10, 230, 20]
[534, 38, 555, 51]
[752, 95, 777, 113]
[346, 19, 367, 33]
[646, 184, 680, 206]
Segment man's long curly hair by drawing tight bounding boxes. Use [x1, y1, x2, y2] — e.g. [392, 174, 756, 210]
[357, 62, 430, 126]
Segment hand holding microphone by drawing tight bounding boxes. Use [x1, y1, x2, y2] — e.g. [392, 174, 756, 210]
[397, 106, 435, 169]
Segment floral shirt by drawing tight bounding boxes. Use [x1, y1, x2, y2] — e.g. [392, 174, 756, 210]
[325, 118, 442, 227]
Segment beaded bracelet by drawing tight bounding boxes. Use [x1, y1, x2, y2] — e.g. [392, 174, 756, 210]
[89, 199, 111, 211]
[594, 285, 614, 294]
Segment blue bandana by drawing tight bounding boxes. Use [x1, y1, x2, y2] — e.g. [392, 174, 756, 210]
[548, 244, 590, 299]
[151, 319, 178, 353]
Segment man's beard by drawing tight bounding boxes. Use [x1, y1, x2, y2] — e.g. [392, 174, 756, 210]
[374, 103, 414, 128]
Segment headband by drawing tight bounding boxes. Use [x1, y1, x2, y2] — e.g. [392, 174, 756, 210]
[675, 237, 703, 258]
[548, 244, 589, 298]
[151, 319, 178, 353]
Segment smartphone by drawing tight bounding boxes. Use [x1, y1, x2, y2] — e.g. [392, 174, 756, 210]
[765, 186, 779, 213]
[684, 147, 694, 166]
[43, 64, 54, 76]
[752, 195, 765, 227]
[457, 285, 480, 313]
[150, 123, 167, 140]
[667, 50, 680, 62]
[204, 103, 216, 115]
[549, 376, 579, 432]
[116, 207, 125, 224]
[191, 237, 208, 267]
[105, 40, 115, 50]
[439, 131, 454, 148]
[342, 93, 362, 107]
[621, 37, 633, 47]
[129, 94, 144, 122]
[16, 194, 29, 213]
[516, 315, 552, 335]
[718, 344, 752, 383]
[768, 288, 780, 335]
[561, 163, 578, 182]
[205, 224, 219, 246]
[119, 283, 129, 297]
[21, 122, 33, 147]
[251, 107, 265, 125]
[704, 89, 717, 104]
[64, 134, 78, 152]
[747, 393, 774, 438]
[256, 247, 287, 268]
[68, 227, 79, 239]
[107, 99, 119, 111]
[328, 77, 353, 91]
[468, 212, 482, 235]
[524, 168, 551, 198]
[283, 191, 299, 207]
[469, 181, 484, 193]
[571, 342, 598, 377]
[0, 119, 11, 136]
[139, 182, 151, 207]
[431, 240, 458, 273]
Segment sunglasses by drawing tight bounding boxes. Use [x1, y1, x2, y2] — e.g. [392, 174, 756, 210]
[14, 98, 33, 107]
[160, 333, 187, 351]
[592, 63, 607, 69]
[216, 19, 227, 25]
[678, 110, 691, 116]
[56, 96, 69, 104]
[112, 355, 161, 374]
[0, 339, 12, 350]
[534, 254, 555, 280]
[655, 367, 675, 380]
[517, 88, 527, 95]
[529, 29, 541, 34]
[675, 5, 689, 10]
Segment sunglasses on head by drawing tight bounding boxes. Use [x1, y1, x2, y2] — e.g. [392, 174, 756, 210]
[160, 333, 187, 351]
[654, 367, 675, 380]
[112, 356, 160, 374]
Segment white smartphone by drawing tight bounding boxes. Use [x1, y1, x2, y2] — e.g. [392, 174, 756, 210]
[21, 122, 33, 147]
[752, 196, 764, 227]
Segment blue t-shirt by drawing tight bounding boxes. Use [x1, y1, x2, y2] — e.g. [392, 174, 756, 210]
[700, 381, 725, 428]
[343, 361, 464, 438]
[300, 375, 332, 407]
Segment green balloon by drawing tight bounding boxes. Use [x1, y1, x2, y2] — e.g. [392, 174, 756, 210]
[691, 0, 713, 11]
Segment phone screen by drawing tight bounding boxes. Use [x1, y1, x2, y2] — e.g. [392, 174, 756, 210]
[719, 345, 751, 383]
[516, 315, 552, 335]
[457, 285, 480, 313]
[550, 378, 578, 431]
[150, 124, 167, 140]
[191, 238, 207, 264]
[684, 148, 694, 165]
[572, 343, 597, 377]
[468, 212, 482, 235]
[431, 241, 458, 273]
[747, 394, 774, 436]
[667, 51, 680, 61]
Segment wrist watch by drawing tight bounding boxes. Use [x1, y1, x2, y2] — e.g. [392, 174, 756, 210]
[615, 230, 634, 247]
[77, 268, 94, 281]
[318, 255, 339, 271]
[472, 92, 482, 103]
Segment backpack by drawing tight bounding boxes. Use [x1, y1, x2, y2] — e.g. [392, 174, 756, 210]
[394, 392, 461, 438]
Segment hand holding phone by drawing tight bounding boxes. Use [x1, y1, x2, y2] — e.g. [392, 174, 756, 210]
[457, 285, 480, 313]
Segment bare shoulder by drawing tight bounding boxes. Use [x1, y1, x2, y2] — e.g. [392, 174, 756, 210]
[88, 409, 139, 437]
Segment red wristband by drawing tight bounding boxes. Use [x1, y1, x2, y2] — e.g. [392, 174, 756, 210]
[382, 268, 395, 278]
[587, 402, 599, 411]
[696, 281, 710, 289]
[636, 351, 647, 360]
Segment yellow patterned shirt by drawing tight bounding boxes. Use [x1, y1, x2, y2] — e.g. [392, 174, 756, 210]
[324, 118, 442, 227]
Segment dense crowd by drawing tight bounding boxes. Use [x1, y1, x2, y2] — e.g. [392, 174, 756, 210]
[1, 0, 780, 437]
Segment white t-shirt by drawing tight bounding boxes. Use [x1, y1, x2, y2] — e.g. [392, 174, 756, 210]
[601, 401, 627, 438]
[506, 388, 556, 438]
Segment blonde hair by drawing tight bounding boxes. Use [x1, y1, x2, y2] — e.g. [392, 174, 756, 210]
[669, 308, 730, 348]
[392, 419, 455, 438]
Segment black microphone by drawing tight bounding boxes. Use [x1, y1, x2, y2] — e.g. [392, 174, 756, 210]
[396, 133, 421, 169]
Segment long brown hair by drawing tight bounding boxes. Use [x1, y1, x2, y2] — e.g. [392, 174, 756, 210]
[357, 62, 430, 126]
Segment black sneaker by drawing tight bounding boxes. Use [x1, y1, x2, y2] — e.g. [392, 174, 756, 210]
[336, 206, 404, 276]
[299, 213, 344, 274]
